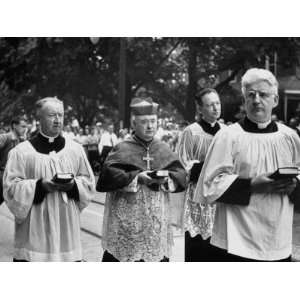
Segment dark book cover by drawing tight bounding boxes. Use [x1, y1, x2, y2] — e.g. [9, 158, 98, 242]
[269, 167, 299, 180]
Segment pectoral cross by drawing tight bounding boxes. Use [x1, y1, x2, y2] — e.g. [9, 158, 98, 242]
[142, 148, 154, 170]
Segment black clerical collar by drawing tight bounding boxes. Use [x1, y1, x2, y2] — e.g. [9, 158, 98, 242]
[238, 117, 278, 133]
[29, 132, 65, 154]
[198, 118, 220, 136]
[133, 133, 153, 148]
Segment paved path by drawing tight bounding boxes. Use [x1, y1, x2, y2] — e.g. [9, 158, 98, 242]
[0, 204, 14, 261]
[3, 195, 300, 262]
[0, 192, 185, 262]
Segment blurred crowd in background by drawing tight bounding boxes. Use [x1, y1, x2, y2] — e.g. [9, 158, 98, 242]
[2, 110, 300, 174]
[0, 113, 188, 173]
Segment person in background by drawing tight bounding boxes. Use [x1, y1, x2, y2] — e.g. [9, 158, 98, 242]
[29, 120, 40, 138]
[63, 124, 75, 140]
[98, 123, 118, 170]
[177, 88, 224, 261]
[90, 126, 100, 145]
[88, 126, 101, 173]
[74, 128, 85, 144]
[0, 121, 5, 134]
[155, 118, 165, 140]
[71, 116, 80, 131]
[81, 126, 91, 145]
[117, 129, 127, 143]
[0, 115, 28, 206]
[288, 117, 300, 137]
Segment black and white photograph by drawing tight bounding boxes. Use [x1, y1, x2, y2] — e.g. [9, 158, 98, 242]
[1, 1, 300, 299]
[2, 37, 300, 263]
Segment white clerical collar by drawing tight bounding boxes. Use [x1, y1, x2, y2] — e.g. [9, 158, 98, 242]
[39, 130, 59, 143]
[253, 120, 271, 129]
[257, 121, 271, 129]
[247, 116, 271, 129]
[202, 118, 217, 127]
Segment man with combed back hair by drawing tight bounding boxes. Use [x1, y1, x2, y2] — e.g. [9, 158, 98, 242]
[3, 97, 95, 262]
[97, 97, 186, 262]
[194, 68, 300, 261]
[177, 88, 224, 261]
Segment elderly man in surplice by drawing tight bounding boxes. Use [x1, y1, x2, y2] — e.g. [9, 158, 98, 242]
[3, 97, 95, 262]
[194, 68, 300, 261]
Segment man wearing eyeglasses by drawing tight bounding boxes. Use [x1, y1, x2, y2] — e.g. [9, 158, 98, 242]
[194, 68, 300, 261]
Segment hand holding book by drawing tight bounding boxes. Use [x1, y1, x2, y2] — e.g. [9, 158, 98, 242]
[251, 168, 298, 194]
[148, 170, 169, 179]
[269, 167, 299, 180]
[52, 173, 74, 184]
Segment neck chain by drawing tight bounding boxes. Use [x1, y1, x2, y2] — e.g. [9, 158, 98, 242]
[133, 134, 153, 150]
[133, 134, 154, 170]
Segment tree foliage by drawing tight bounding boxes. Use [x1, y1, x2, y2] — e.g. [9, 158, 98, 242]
[0, 37, 300, 125]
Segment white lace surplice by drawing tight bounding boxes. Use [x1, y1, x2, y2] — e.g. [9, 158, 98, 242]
[194, 123, 300, 260]
[177, 122, 221, 239]
[102, 185, 173, 262]
[293, 211, 300, 261]
[3, 139, 95, 261]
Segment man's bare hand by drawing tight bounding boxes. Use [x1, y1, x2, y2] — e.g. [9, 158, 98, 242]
[251, 173, 297, 195]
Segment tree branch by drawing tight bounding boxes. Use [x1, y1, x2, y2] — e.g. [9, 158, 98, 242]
[215, 68, 241, 92]
[150, 79, 185, 113]
[132, 39, 183, 94]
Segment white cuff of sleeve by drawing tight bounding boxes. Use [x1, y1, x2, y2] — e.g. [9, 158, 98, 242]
[186, 160, 200, 172]
[161, 177, 177, 192]
[121, 175, 138, 192]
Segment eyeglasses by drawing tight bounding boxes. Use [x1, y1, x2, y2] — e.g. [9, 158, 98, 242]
[245, 90, 275, 100]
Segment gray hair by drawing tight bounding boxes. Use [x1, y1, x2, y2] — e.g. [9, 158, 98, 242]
[130, 114, 158, 129]
[241, 68, 278, 96]
[35, 97, 64, 119]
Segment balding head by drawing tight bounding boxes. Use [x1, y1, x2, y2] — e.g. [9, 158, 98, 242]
[35, 97, 64, 137]
[35, 97, 64, 119]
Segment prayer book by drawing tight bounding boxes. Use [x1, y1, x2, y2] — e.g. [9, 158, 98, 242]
[269, 167, 299, 180]
[52, 173, 74, 184]
[148, 170, 169, 179]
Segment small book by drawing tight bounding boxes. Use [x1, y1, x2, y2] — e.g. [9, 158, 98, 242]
[269, 167, 299, 180]
[52, 173, 74, 184]
[148, 170, 169, 179]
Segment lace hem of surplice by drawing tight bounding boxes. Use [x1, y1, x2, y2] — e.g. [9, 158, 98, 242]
[184, 184, 216, 240]
[102, 186, 174, 262]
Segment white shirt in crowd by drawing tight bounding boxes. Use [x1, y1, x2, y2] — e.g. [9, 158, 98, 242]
[98, 131, 118, 154]
[63, 131, 75, 140]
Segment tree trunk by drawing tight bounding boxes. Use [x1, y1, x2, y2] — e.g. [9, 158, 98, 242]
[118, 38, 127, 129]
[124, 75, 131, 129]
[185, 39, 197, 122]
